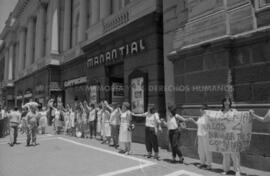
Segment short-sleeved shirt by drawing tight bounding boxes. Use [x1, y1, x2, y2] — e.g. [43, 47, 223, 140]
[88, 109, 96, 122]
[145, 112, 160, 128]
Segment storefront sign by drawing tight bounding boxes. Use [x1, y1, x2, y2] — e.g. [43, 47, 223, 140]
[87, 39, 146, 68]
[131, 77, 144, 113]
[7, 95, 14, 100]
[206, 110, 252, 153]
[24, 91, 33, 98]
[112, 82, 124, 99]
[35, 85, 45, 94]
[64, 76, 87, 88]
[89, 86, 98, 103]
[16, 95, 23, 100]
[49, 82, 61, 91]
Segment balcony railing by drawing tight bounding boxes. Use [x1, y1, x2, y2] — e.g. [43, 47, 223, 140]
[85, 0, 158, 46]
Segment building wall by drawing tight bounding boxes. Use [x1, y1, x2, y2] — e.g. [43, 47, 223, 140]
[164, 0, 270, 171]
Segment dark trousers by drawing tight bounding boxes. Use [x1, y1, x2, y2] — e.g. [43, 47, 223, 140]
[89, 121, 96, 138]
[145, 127, 159, 154]
[169, 129, 183, 159]
[111, 124, 120, 145]
[9, 124, 18, 144]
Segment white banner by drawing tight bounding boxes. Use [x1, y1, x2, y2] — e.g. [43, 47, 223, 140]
[206, 110, 252, 153]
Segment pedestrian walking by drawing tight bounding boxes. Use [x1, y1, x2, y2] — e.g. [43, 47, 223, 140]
[118, 102, 132, 155]
[8, 107, 21, 147]
[131, 104, 162, 159]
[26, 105, 39, 146]
[189, 105, 212, 168]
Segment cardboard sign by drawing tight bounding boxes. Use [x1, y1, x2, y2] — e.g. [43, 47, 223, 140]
[206, 110, 252, 153]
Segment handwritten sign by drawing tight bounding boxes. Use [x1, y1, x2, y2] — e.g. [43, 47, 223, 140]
[206, 110, 252, 153]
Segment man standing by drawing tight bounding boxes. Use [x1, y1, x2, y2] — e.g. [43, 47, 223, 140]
[8, 107, 21, 147]
[106, 102, 121, 148]
[26, 105, 39, 146]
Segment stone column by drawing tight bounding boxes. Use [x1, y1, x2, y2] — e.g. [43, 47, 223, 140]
[78, 0, 88, 42]
[113, 0, 120, 13]
[91, 0, 100, 25]
[35, 3, 46, 59]
[100, 0, 112, 19]
[8, 45, 14, 80]
[63, 0, 71, 50]
[4, 48, 9, 81]
[18, 27, 26, 71]
[25, 17, 35, 67]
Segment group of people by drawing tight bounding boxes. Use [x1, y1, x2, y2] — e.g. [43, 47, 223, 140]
[3, 97, 270, 176]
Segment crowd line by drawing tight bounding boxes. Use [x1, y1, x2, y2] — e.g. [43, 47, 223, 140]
[1, 97, 269, 176]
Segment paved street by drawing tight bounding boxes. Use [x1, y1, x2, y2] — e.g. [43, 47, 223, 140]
[0, 132, 269, 176]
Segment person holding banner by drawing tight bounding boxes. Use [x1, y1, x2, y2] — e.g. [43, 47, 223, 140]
[189, 104, 212, 169]
[219, 97, 241, 176]
[250, 109, 270, 122]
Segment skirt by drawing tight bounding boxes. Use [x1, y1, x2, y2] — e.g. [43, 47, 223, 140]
[104, 122, 111, 137]
[119, 123, 131, 143]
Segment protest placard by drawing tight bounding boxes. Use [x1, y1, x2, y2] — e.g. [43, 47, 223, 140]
[206, 110, 252, 153]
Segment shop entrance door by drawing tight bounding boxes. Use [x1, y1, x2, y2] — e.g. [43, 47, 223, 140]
[108, 64, 124, 104]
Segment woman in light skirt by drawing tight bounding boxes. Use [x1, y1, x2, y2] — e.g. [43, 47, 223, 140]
[118, 102, 132, 155]
[96, 103, 103, 140]
[101, 101, 111, 144]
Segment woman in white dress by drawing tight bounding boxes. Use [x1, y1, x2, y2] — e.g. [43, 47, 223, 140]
[101, 101, 111, 144]
[64, 105, 71, 135]
[54, 105, 64, 135]
[38, 106, 48, 134]
[69, 107, 75, 136]
[118, 102, 132, 155]
[96, 104, 103, 140]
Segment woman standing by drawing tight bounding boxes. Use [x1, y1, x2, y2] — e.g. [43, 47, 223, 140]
[38, 106, 48, 135]
[80, 103, 88, 138]
[219, 97, 240, 176]
[161, 106, 186, 163]
[96, 103, 103, 140]
[131, 105, 162, 159]
[118, 102, 132, 155]
[101, 101, 111, 144]
[64, 105, 71, 135]
[54, 105, 64, 135]
[68, 106, 75, 136]
[189, 105, 212, 168]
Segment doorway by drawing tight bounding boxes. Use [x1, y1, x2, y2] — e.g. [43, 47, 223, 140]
[107, 64, 124, 104]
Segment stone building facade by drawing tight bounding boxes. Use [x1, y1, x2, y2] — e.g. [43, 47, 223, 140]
[163, 0, 270, 171]
[0, 0, 165, 144]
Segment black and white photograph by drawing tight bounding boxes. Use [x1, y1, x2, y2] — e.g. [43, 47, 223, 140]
[0, 0, 270, 176]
